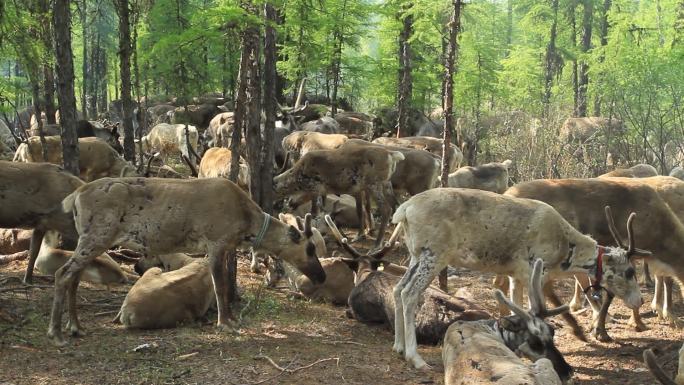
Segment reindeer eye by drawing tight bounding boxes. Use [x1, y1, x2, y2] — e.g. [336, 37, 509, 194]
[625, 267, 635, 280]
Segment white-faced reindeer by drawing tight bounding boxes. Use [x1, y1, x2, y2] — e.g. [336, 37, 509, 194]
[48, 177, 326, 346]
[0, 161, 84, 283]
[443, 259, 572, 385]
[391, 188, 643, 370]
[505, 177, 677, 341]
[324, 215, 490, 344]
[644, 344, 684, 385]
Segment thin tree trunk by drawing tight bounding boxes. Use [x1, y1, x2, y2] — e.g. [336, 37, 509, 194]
[569, 0, 579, 116]
[542, 0, 560, 119]
[31, 81, 48, 162]
[261, 2, 277, 213]
[115, 0, 136, 161]
[132, 10, 145, 168]
[594, 0, 611, 115]
[80, 0, 88, 120]
[577, 0, 592, 117]
[53, 0, 80, 175]
[397, 2, 413, 138]
[330, 0, 347, 117]
[439, 0, 463, 292]
[673, 0, 684, 47]
[39, 0, 57, 124]
[505, 0, 513, 55]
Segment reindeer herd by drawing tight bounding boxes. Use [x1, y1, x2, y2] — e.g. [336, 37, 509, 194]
[2, 105, 684, 384]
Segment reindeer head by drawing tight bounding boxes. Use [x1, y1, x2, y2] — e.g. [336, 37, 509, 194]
[267, 213, 326, 285]
[495, 258, 573, 384]
[324, 214, 401, 284]
[597, 206, 650, 310]
[273, 152, 327, 198]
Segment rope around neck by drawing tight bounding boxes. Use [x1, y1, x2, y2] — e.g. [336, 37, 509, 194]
[253, 213, 271, 249]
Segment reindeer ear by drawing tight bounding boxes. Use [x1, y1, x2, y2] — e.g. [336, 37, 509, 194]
[499, 316, 525, 332]
[287, 225, 302, 243]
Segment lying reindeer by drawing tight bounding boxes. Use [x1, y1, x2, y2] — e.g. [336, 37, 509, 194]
[443, 259, 572, 385]
[118, 253, 213, 329]
[644, 344, 684, 385]
[324, 215, 490, 345]
[391, 188, 644, 370]
[48, 178, 326, 346]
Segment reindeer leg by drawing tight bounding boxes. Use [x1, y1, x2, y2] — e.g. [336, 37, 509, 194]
[400, 248, 443, 370]
[652, 275, 664, 318]
[65, 272, 85, 337]
[591, 291, 614, 342]
[353, 194, 366, 241]
[392, 256, 419, 356]
[250, 249, 262, 274]
[372, 182, 393, 247]
[662, 277, 683, 328]
[364, 189, 374, 232]
[209, 248, 237, 331]
[569, 279, 586, 313]
[543, 281, 587, 342]
[493, 275, 510, 316]
[23, 228, 45, 284]
[640, 261, 654, 287]
[510, 276, 524, 311]
[48, 239, 105, 346]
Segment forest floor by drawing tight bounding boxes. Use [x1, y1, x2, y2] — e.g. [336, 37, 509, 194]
[0, 236, 682, 385]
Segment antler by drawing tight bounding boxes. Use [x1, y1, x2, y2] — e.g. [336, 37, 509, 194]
[626, 212, 636, 255]
[324, 214, 401, 260]
[604, 206, 625, 248]
[494, 290, 531, 323]
[528, 258, 568, 318]
[303, 213, 313, 237]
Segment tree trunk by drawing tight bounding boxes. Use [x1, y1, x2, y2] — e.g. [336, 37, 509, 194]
[439, 0, 463, 292]
[80, 0, 88, 120]
[673, 0, 684, 47]
[577, 0, 592, 117]
[132, 11, 145, 168]
[594, 0, 611, 115]
[330, 0, 348, 117]
[245, 21, 262, 205]
[31, 81, 48, 162]
[569, 0, 579, 116]
[261, 2, 277, 213]
[396, 2, 413, 138]
[53, 0, 80, 175]
[542, 0, 560, 118]
[38, 0, 56, 124]
[115, 0, 136, 161]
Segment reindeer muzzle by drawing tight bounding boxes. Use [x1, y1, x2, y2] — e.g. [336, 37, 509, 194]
[300, 260, 326, 285]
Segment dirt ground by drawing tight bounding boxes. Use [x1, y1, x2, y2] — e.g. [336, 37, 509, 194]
[1, 239, 682, 385]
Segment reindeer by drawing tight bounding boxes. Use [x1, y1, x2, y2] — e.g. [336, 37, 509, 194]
[443, 259, 572, 385]
[118, 253, 214, 329]
[280, 131, 349, 169]
[599, 163, 658, 178]
[505, 177, 680, 340]
[324, 215, 490, 344]
[391, 188, 643, 369]
[644, 344, 684, 385]
[372, 136, 463, 172]
[198, 147, 251, 192]
[447, 159, 513, 194]
[13, 136, 138, 181]
[0, 161, 84, 283]
[273, 141, 404, 246]
[47, 177, 326, 346]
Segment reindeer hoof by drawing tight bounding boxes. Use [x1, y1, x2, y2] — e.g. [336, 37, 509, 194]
[48, 329, 68, 347]
[665, 315, 684, 329]
[628, 317, 649, 332]
[592, 328, 612, 342]
[408, 355, 431, 371]
[392, 343, 405, 356]
[216, 321, 239, 335]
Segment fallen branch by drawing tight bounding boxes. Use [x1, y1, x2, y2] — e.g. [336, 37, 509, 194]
[321, 340, 365, 347]
[255, 353, 339, 374]
[93, 310, 120, 317]
[0, 251, 29, 265]
[0, 284, 53, 293]
[106, 250, 141, 264]
[113, 249, 146, 259]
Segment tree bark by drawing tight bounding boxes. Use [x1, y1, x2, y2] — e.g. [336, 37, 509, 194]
[594, 0, 611, 115]
[115, 0, 136, 162]
[542, 0, 560, 118]
[568, 0, 579, 116]
[396, 2, 413, 138]
[439, 0, 463, 292]
[577, 0, 593, 117]
[53, 0, 80, 175]
[261, 2, 277, 213]
[39, 0, 56, 124]
[80, 0, 88, 120]
[330, 0, 348, 117]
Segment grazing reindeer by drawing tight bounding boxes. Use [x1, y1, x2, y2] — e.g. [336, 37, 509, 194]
[48, 177, 326, 346]
[0, 161, 84, 283]
[391, 188, 643, 369]
[325, 215, 490, 345]
[274, 141, 404, 245]
[443, 259, 572, 385]
[644, 344, 684, 385]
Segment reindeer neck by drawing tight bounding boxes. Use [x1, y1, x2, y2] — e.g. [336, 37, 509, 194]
[251, 216, 294, 256]
[554, 236, 600, 277]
